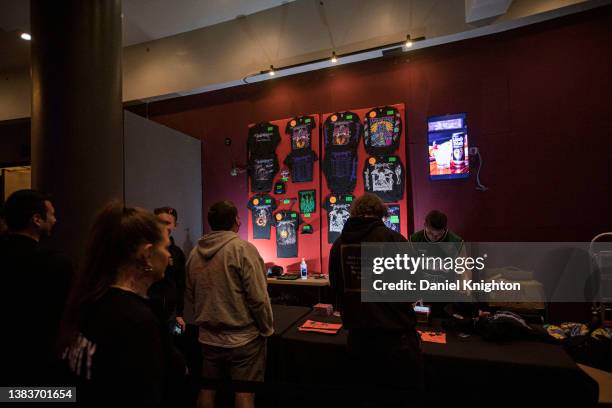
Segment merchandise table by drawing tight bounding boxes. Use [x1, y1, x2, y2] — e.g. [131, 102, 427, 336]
[181, 306, 600, 405]
[275, 310, 600, 405]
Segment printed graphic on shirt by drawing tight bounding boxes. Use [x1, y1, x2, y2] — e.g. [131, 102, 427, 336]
[286, 116, 315, 151]
[363, 107, 402, 155]
[273, 210, 302, 258]
[323, 148, 357, 193]
[323, 112, 362, 149]
[363, 156, 405, 202]
[299, 189, 316, 214]
[247, 194, 277, 239]
[284, 150, 318, 183]
[274, 181, 285, 195]
[248, 122, 280, 157]
[249, 153, 279, 193]
[324, 194, 353, 244]
[384, 204, 401, 233]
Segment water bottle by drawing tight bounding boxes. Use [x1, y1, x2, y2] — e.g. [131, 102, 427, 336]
[300, 257, 308, 280]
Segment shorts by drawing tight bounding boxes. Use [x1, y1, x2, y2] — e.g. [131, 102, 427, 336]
[201, 336, 267, 383]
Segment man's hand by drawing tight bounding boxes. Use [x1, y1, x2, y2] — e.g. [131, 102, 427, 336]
[176, 316, 186, 331]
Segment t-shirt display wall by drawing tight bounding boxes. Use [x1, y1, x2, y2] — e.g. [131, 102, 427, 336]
[246, 104, 409, 276]
[247, 116, 322, 273]
[320, 104, 409, 274]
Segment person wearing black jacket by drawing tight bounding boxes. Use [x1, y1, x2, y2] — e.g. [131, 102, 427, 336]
[0, 189, 73, 386]
[149, 207, 187, 333]
[329, 193, 423, 402]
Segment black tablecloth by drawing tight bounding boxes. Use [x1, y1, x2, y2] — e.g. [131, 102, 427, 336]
[276, 310, 599, 405]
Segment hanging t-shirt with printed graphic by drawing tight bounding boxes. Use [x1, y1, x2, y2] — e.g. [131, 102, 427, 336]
[248, 122, 281, 157]
[363, 155, 405, 202]
[323, 194, 353, 244]
[285, 116, 315, 151]
[323, 148, 357, 193]
[273, 210, 302, 258]
[249, 153, 279, 193]
[247, 194, 277, 239]
[363, 106, 402, 155]
[284, 150, 318, 183]
[298, 189, 316, 214]
[384, 204, 401, 233]
[323, 112, 362, 149]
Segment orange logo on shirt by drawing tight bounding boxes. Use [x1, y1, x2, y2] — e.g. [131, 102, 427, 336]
[331, 115, 338, 122]
[276, 213, 283, 221]
[290, 120, 297, 127]
[253, 198, 260, 205]
[329, 196, 337, 204]
[368, 157, 377, 165]
[369, 111, 377, 118]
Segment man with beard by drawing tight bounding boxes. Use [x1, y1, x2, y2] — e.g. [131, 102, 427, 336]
[0, 189, 73, 385]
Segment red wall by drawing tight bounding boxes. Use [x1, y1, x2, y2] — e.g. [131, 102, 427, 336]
[135, 7, 612, 242]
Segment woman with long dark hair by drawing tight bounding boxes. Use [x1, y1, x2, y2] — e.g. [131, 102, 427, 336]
[61, 202, 185, 406]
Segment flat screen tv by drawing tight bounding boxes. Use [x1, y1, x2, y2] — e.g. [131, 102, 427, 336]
[428, 113, 469, 180]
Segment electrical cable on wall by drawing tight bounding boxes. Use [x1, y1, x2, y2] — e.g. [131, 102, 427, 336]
[225, 138, 247, 176]
[473, 148, 488, 191]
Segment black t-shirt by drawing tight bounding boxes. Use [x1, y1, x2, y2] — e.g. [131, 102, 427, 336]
[363, 155, 405, 202]
[363, 106, 402, 155]
[285, 116, 315, 151]
[323, 112, 362, 149]
[284, 150, 318, 183]
[323, 148, 358, 193]
[67, 288, 185, 406]
[147, 237, 186, 321]
[384, 204, 401, 233]
[247, 194, 277, 239]
[323, 194, 354, 243]
[273, 210, 302, 258]
[0, 234, 73, 385]
[248, 122, 280, 156]
[249, 153, 279, 192]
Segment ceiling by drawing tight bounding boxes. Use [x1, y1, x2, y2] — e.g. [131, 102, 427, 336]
[0, 0, 294, 72]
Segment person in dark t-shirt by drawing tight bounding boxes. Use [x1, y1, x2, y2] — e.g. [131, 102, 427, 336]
[61, 203, 185, 406]
[148, 206, 187, 334]
[0, 190, 73, 386]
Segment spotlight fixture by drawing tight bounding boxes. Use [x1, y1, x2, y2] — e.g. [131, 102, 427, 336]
[20, 33, 31, 41]
[405, 34, 413, 48]
[331, 51, 337, 63]
[269, 65, 276, 76]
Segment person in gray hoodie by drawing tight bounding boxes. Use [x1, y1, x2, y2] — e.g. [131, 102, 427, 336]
[186, 200, 273, 408]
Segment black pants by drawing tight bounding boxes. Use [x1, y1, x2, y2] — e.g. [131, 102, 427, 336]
[346, 330, 424, 406]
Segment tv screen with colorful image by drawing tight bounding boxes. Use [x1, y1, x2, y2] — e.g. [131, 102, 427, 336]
[428, 113, 469, 180]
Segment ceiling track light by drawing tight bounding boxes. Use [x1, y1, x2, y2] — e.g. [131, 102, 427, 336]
[405, 34, 413, 48]
[244, 34, 427, 84]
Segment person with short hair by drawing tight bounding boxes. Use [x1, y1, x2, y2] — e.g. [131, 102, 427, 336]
[329, 193, 423, 403]
[187, 200, 273, 408]
[0, 189, 73, 385]
[149, 206, 187, 333]
[410, 209, 463, 243]
[61, 203, 186, 406]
